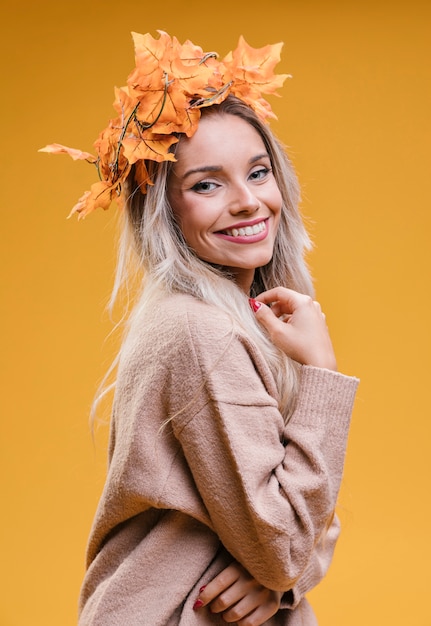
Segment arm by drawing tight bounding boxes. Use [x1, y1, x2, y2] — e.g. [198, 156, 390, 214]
[192, 514, 340, 623]
[200, 511, 339, 618]
[192, 290, 351, 617]
[280, 512, 341, 608]
[251, 287, 348, 604]
[170, 301, 358, 591]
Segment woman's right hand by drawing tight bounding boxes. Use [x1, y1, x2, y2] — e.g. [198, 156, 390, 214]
[193, 561, 282, 625]
[251, 287, 337, 371]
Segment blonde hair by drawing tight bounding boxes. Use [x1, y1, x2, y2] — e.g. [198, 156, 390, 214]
[98, 96, 314, 423]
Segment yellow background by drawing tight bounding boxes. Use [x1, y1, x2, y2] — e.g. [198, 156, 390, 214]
[1, 1, 430, 624]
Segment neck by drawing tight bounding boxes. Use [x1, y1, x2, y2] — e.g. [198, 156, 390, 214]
[225, 267, 256, 295]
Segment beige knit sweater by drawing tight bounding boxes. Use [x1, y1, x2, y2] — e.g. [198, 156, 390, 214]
[79, 293, 359, 625]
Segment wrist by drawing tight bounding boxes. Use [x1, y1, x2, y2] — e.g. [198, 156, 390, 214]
[305, 353, 337, 371]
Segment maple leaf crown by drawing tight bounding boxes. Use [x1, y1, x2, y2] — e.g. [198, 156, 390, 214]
[40, 31, 289, 219]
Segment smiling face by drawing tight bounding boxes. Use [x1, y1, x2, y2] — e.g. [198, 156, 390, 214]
[167, 113, 283, 293]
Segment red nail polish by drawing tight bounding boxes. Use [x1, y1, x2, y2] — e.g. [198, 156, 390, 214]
[249, 298, 262, 313]
[199, 585, 207, 593]
[193, 599, 204, 610]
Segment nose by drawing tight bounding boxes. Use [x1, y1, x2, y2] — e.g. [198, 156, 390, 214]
[228, 181, 260, 214]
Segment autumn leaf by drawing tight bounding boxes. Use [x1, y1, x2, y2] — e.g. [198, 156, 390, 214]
[122, 133, 178, 163]
[112, 86, 139, 122]
[132, 30, 174, 72]
[220, 36, 289, 119]
[129, 30, 174, 92]
[147, 89, 201, 136]
[68, 181, 118, 220]
[133, 159, 153, 193]
[130, 86, 168, 126]
[38, 143, 96, 162]
[228, 37, 288, 90]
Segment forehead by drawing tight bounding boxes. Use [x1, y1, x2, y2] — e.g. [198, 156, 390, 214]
[172, 114, 267, 172]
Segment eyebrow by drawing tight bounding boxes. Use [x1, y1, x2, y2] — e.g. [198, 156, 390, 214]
[182, 165, 222, 179]
[181, 152, 270, 180]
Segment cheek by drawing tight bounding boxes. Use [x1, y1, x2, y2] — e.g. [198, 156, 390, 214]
[263, 180, 283, 209]
[169, 193, 195, 236]
[167, 190, 183, 224]
[270, 188, 283, 221]
[174, 205, 207, 246]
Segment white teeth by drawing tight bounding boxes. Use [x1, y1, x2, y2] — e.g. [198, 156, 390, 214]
[224, 221, 266, 237]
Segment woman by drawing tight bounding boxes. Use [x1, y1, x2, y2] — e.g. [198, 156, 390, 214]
[41, 32, 359, 625]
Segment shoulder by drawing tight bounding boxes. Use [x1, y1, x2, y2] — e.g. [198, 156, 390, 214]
[123, 293, 237, 367]
[125, 293, 271, 383]
[117, 293, 278, 414]
[162, 293, 231, 326]
[148, 293, 235, 345]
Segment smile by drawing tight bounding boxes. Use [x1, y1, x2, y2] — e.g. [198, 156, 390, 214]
[215, 219, 269, 244]
[223, 220, 266, 238]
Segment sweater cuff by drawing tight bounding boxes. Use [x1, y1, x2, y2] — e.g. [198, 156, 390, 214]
[291, 366, 359, 431]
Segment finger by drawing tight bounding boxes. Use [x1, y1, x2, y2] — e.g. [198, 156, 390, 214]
[252, 302, 295, 343]
[256, 287, 306, 309]
[195, 564, 240, 608]
[216, 588, 262, 622]
[208, 576, 255, 614]
[222, 590, 280, 625]
[236, 601, 280, 626]
[265, 301, 291, 320]
[210, 589, 244, 615]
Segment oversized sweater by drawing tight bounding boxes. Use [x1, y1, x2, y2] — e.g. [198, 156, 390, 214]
[79, 293, 359, 626]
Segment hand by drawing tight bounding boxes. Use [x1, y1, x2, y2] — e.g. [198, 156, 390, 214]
[252, 287, 337, 371]
[193, 562, 282, 625]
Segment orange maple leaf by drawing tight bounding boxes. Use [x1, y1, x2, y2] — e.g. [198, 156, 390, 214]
[38, 143, 97, 162]
[133, 31, 174, 67]
[133, 160, 153, 194]
[227, 36, 288, 90]
[68, 180, 122, 220]
[122, 133, 178, 164]
[220, 36, 289, 119]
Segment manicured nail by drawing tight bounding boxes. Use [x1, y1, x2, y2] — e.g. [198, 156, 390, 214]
[199, 585, 207, 593]
[193, 599, 204, 610]
[249, 298, 262, 313]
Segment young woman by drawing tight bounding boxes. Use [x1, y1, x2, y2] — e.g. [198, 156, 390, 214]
[42, 32, 358, 625]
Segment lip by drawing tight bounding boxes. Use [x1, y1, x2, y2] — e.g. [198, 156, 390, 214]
[214, 218, 269, 244]
[219, 217, 267, 231]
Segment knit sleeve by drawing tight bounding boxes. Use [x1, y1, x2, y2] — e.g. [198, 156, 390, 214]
[279, 513, 340, 608]
[170, 304, 359, 592]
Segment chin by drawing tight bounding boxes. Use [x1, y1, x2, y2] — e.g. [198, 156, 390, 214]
[251, 253, 274, 269]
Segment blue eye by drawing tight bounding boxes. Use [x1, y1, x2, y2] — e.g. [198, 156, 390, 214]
[191, 181, 218, 193]
[249, 167, 271, 181]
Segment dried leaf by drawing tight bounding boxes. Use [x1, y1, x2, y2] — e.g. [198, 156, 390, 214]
[38, 143, 96, 162]
[122, 133, 178, 163]
[67, 181, 117, 220]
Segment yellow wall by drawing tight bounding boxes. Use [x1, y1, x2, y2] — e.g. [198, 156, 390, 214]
[1, 1, 430, 624]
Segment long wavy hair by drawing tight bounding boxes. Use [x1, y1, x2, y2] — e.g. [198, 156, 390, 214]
[97, 95, 314, 423]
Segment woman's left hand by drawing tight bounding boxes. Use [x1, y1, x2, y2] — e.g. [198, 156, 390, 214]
[193, 561, 282, 625]
[252, 287, 337, 371]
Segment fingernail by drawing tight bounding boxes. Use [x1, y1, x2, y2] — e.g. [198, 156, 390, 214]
[249, 298, 262, 313]
[193, 599, 204, 610]
[199, 585, 207, 593]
